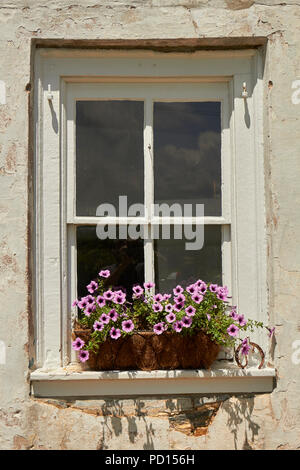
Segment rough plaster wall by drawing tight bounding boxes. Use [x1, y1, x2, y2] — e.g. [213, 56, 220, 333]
[0, 0, 300, 449]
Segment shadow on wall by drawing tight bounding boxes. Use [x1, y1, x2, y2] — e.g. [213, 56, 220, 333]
[222, 396, 260, 450]
[83, 394, 261, 450]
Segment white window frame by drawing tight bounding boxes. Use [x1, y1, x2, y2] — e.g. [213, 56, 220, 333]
[32, 49, 274, 396]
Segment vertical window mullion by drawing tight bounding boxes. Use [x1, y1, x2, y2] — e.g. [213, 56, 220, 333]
[144, 96, 155, 286]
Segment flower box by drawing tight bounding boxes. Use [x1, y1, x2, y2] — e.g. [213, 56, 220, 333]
[73, 327, 220, 371]
[72, 269, 274, 371]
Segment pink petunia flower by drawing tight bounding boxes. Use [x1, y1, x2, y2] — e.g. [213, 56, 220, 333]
[96, 295, 106, 308]
[78, 350, 89, 362]
[230, 310, 239, 321]
[93, 321, 104, 332]
[72, 299, 78, 307]
[99, 269, 110, 278]
[227, 324, 239, 337]
[122, 319, 134, 333]
[153, 293, 163, 302]
[84, 304, 96, 317]
[166, 312, 176, 323]
[198, 282, 207, 295]
[144, 282, 155, 290]
[173, 285, 184, 296]
[173, 303, 184, 312]
[237, 314, 247, 327]
[78, 297, 88, 310]
[103, 290, 114, 301]
[241, 338, 250, 355]
[152, 302, 163, 313]
[72, 337, 85, 351]
[114, 293, 126, 305]
[100, 313, 110, 324]
[186, 284, 197, 295]
[182, 316, 192, 328]
[209, 284, 218, 293]
[185, 305, 196, 317]
[267, 327, 275, 338]
[163, 294, 171, 301]
[174, 293, 186, 304]
[108, 308, 119, 322]
[173, 320, 183, 333]
[165, 303, 173, 313]
[153, 322, 165, 335]
[110, 327, 121, 340]
[133, 285, 144, 297]
[192, 293, 203, 304]
[207, 314, 211, 321]
[87, 280, 98, 294]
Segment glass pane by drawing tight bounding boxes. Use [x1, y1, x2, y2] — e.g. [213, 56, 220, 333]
[77, 226, 144, 300]
[154, 225, 222, 293]
[76, 101, 144, 216]
[154, 102, 221, 216]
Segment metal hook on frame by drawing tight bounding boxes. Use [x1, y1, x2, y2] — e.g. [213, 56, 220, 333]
[242, 82, 248, 99]
[47, 84, 53, 102]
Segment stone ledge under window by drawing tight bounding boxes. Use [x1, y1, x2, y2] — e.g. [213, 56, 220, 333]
[30, 363, 276, 397]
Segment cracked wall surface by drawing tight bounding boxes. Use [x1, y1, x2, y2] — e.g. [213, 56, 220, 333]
[1, 0, 300, 449]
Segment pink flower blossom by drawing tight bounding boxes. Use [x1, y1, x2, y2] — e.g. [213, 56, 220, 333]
[114, 293, 126, 305]
[267, 327, 275, 338]
[152, 302, 163, 313]
[72, 299, 78, 307]
[198, 282, 207, 294]
[153, 322, 165, 335]
[185, 305, 196, 317]
[173, 285, 183, 296]
[144, 282, 155, 289]
[173, 320, 183, 333]
[182, 316, 192, 328]
[153, 293, 163, 302]
[93, 321, 104, 331]
[163, 294, 171, 301]
[96, 295, 106, 308]
[110, 327, 121, 340]
[78, 350, 89, 362]
[122, 319, 134, 333]
[72, 337, 85, 351]
[108, 308, 119, 322]
[99, 269, 110, 278]
[237, 314, 247, 327]
[84, 305, 95, 316]
[192, 293, 203, 304]
[133, 285, 144, 297]
[165, 303, 173, 313]
[166, 312, 176, 323]
[230, 310, 239, 321]
[173, 303, 184, 312]
[207, 314, 211, 321]
[186, 284, 197, 295]
[209, 284, 218, 293]
[227, 324, 239, 337]
[100, 313, 110, 324]
[86, 280, 98, 294]
[174, 293, 185, 304]
[103, 290, 114, 301]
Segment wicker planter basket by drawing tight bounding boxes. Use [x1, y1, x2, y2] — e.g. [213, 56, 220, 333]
[73, 328, 220, 371]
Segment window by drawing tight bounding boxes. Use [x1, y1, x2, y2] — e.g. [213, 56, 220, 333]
[32, 48, 274, 395]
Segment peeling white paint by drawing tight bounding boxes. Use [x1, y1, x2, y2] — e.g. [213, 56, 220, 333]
[0, 80, 6, 105]
[0, 341, 5, 365]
